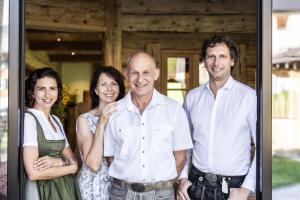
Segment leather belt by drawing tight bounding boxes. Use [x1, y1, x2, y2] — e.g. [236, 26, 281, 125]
[112, 178, 173, 193]
[191, 165, 246, 186]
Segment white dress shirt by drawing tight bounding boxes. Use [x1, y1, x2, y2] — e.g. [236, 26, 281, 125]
[23, 108, 70, 148]
[181, 76, 257, 192]
[104, 89, 193, 183]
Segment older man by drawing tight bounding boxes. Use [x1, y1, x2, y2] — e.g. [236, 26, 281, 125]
[177, 34, 257, 200]
[104, 52, 193, 200]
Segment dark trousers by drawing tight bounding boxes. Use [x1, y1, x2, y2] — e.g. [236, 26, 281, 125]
[187, 166, 245, 200]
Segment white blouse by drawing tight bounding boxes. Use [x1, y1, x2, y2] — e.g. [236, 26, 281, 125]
[23, 108, 69, 148]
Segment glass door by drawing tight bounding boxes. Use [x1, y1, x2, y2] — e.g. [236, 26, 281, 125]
[161, 50, 200, 104]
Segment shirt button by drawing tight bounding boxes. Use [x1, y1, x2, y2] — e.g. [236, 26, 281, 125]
[142, 150, 145, 153]
[142, 165, 145, 168]
[141, 123, 144, 126]
[142, 137, 145, 140]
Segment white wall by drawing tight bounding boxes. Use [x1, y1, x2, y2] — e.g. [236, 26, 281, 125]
[61, 62, 92, 103]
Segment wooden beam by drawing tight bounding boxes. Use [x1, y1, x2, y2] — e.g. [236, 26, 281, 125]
[123, 32, 256, 50]
[113, 0, 122, 71]
[49, 54, 103, 62]
[122, 0, 256, 14]
[104, 0, 122, 70]
[123, 14, 256, 33]
[27, 30, 104, 42]
[239, 44, 247, 84]
[29, 41, 103, 51]
[104, 1, 114, 66]
[26, 0, 106, 32]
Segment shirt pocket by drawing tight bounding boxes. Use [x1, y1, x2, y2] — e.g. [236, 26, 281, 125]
[114, 126, 137, 160]
[152, 125, 173, 153]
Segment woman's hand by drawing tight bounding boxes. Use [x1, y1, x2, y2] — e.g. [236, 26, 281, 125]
[33, 156, 63, 171]
[99, 102, 118, 125]
[67, 158, 78, 174]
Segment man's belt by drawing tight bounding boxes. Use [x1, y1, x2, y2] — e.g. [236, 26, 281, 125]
[112, 178, 173, 193]
[191, 165, 246, 186]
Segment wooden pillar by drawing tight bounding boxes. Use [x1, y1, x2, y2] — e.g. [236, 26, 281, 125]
[191, 54, 200, 89]
[104, 0, 113, 67]
[239, 44, 247, 84]
[233, 43, 247, 84]
[104, 0, 122, 71]
[113, 0, 122, 71]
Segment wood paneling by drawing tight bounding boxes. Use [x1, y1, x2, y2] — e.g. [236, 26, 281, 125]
[29, 41, 103, 51]
[123, 14, 256, 33]
[122, 48, 145, 65]
[123, 32, 256, 50]
[49, 54, 103, 62]
[122, 0, 256, 15]
[27, 30, 104, 42]
[26, 0, 106, 32]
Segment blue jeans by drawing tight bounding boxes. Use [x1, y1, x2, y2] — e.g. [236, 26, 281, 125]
[109, 179, 175, 200]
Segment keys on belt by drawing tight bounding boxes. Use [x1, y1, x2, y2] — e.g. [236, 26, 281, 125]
[199, 173, 229, 194]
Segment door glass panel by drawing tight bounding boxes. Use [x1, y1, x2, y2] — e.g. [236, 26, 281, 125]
[199, 62, 209, 85]
[0, 0, 8, 198]
[167, 57, 188, 104]
[272, 3, 300, 199]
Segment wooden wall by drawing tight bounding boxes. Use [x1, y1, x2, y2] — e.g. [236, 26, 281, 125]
[120, 0, 257, 89]
[26, 0, 257, 89]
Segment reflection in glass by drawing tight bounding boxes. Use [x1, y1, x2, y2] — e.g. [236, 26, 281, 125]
[167, 58, 187, 104]
[0, 0, 8, 198]
[272, 5, 300, 199]
[199, 62, 209, 86]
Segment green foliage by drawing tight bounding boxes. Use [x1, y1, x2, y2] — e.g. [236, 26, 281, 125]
[272, 156, 300, 188]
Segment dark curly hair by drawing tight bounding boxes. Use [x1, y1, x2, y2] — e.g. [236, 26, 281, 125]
[25, 67, 62, 108]
[201, 33, 238, 62]
[90, 66, 125, 109]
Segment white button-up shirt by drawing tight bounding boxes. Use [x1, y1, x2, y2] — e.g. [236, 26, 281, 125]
[181, 76, 257, 192]
[104, 89, 193, 183]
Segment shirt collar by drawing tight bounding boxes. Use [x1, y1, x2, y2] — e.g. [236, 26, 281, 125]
[205, 76, 234, 91]
[223, 76, 234, 90]
[126, 89, 166, 112]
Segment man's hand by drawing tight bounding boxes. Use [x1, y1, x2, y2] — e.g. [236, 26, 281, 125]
[227, 187, 250, 200]
[176, 178, 192, 200]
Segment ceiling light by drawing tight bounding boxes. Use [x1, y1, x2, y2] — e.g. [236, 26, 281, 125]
[284, 63, 289, 69]
[57, 38, 61, 42]
[71, 52, 75, 56]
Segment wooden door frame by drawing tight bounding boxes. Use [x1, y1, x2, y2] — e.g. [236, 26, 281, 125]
[160, 50, 200, 95]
